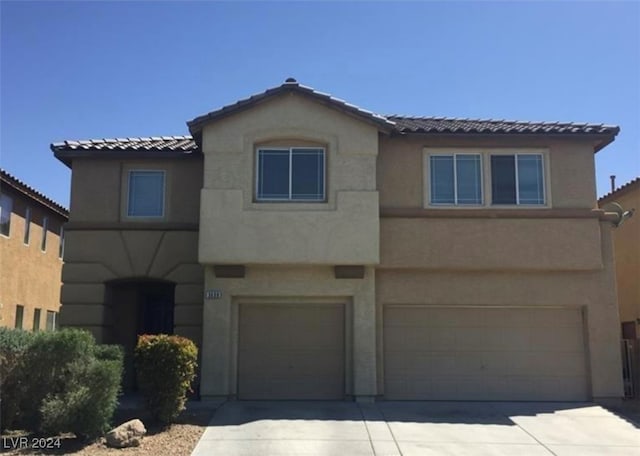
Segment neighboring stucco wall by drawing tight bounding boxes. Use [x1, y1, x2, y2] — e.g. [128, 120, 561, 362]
[603, 184, 640, 327]
[200, 265, 377, 400]
[0, 187, 65, 329]
[199, 92, 380, 265]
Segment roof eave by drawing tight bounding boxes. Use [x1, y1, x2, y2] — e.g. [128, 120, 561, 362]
[52, 146, 202, 168]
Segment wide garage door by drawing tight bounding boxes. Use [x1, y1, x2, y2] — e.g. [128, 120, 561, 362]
[238, 302, 345, 400]
[384, 306, 588, 401]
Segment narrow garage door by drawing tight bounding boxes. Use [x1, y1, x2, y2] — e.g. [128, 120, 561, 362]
[384, 306, 588, 401]
[238, 302, 345, 400]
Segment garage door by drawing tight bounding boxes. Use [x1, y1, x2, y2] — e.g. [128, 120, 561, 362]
[384, 306, 588, 401]
[238, 302, 345, 400]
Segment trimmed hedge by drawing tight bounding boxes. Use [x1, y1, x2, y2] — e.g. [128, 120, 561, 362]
[0, 328, 123, 439]
[135, 334, 198, 424]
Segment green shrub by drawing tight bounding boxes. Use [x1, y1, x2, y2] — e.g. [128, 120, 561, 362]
[2, 328, 123, 439]
[0, 328, 36, 430]
[135, 334, 198, 424]
[40, 348, 123, 438]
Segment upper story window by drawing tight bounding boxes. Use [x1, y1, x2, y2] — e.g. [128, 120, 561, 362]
[425, 149, 547, 208]
[41, 217, 48, 251]
[491, 154, 545, 205]
[127, 170, 165, 217]
[0, 194, 12, 236]
[430, 154, 482, 205]
[24, 207, 31, 245]
[256, 148, 325, 201]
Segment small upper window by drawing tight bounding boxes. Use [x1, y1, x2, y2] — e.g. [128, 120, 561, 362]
[256, 148, 325, 201]
[24, 207, 31, 245]
[127, 170, 165, 217]
[58, 226, 64, 259]
[41, 217, 48, 252]
[0, 194, 13, 236]
[430, 154, 482, 205]
[491, 154, 545, 205]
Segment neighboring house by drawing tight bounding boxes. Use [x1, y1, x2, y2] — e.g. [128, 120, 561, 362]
[0, 169, 68, 331]
[599, 177, 640, 340]
[52, 79, 623, 402]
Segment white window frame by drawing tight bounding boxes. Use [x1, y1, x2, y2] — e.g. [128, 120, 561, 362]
[126, 170, 166, 218]
[255, 147, 326, 202]
[489, 152, 547, 206]
[424, 148, 551, 209]
[428, 153, 484, 206]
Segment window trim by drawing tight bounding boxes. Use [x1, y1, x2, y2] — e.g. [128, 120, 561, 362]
[126, 169, 166, 218]
[428, 153, 484, 206]
[255, 146, 326, 202]
[423, 147, 551, 209]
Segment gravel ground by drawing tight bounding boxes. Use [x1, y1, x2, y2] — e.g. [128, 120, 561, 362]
[2, 408, 214, 456]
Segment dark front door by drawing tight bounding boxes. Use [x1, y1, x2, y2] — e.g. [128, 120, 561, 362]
[138, 289, 174, 336]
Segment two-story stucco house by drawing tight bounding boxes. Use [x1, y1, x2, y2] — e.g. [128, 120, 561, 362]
[0, 169, 68, 331]
[52, 79, 623, 402]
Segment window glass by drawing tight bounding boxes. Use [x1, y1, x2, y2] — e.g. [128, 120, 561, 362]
[41, 217, 48, 251]
[128, 171, 165, 217]
[46, 311, 57, 331]
[33, 308, 41, 331]
[0, 194, 12, 236]
[491, 155, 517, 204]
[517, 155, 545, 204]
[430, 156, 455, 204]
[24, 207, 31, 244]
[430, 155, 482, 205]
[58, 226, 64, 259]
[257, 150, 290, 200]
[291, 149, 324, 200]
[257, 148, 325, 201]
[456, 155, 482, 205]
[15, 305, 24, 329]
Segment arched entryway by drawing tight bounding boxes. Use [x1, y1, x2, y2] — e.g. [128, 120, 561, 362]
[105, 279, 176, 391]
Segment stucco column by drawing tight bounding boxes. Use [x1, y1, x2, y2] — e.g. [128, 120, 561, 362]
[200, 267, 232, 399]
[352, 267, 377, 401]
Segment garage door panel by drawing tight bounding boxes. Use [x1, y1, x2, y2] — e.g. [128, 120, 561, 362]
[238, 302, 345, 400]
[384, 306, 588, 401]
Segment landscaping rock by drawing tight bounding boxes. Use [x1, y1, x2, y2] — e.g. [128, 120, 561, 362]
[106, 418, 147, 448]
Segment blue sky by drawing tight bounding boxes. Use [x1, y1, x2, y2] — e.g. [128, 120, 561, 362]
[1, 1, 638, 207]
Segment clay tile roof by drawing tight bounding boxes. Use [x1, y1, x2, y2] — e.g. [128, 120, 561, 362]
[0, 169, 69, 218]
[50, 135, 197, 153]
[186, 78, 396, 135]
[599, 176, 640, 202]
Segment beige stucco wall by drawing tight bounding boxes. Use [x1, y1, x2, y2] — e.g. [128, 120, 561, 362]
[378, 135, 598, 209]
[60, 156, 204, 345]
[198, 92, 380, 265]
[0, 188, 65, 329]
[200, 265, 377, 400]
[376, 220, 623, 400]
[69, 157, 203, 224]
[604, 185, 640, 326]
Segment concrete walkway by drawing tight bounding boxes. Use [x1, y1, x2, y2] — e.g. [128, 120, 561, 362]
[191, 401, 640, 456]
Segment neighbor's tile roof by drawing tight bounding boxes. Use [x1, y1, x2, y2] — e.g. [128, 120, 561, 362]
[599, 176, 640, 202]
[51, 135, 197, 152]
[388, 116, 620, 136]
[0, 169, 69, 218]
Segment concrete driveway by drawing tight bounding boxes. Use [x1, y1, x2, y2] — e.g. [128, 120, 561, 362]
[191, 401, 640, 456]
